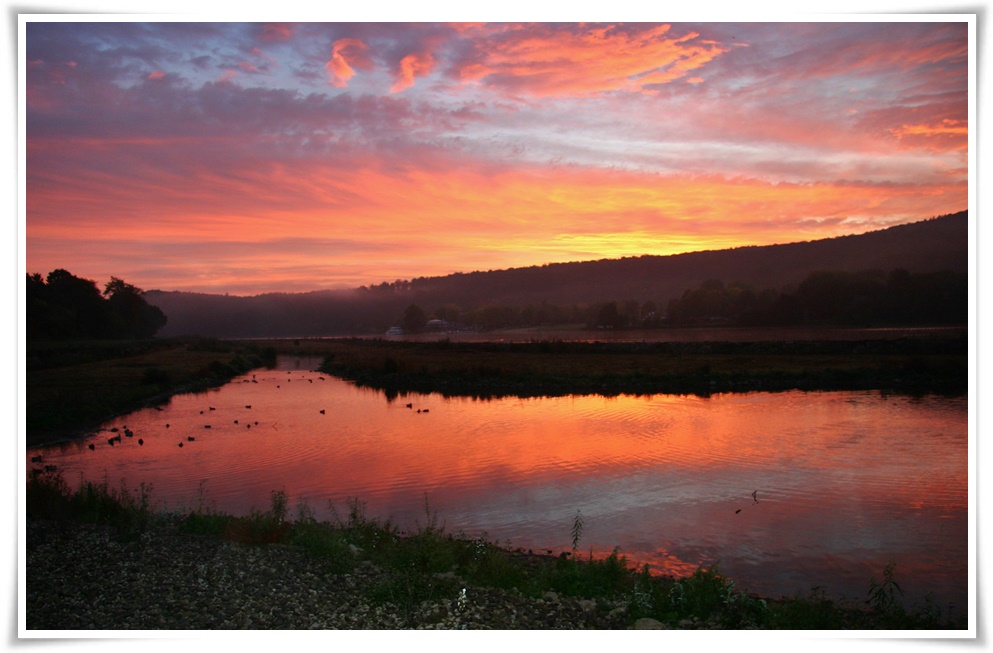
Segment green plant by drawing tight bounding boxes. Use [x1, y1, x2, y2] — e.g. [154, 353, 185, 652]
[291, 521, 355, 573]
[415, 494, 444, 536]
[661, 564, 768, 628]
[764, 587, 846, 629]
[570, 509, 584, 552]
[27, 471, 156, 542]
[26, 470, 73, 521]
[269, 489, 288, 523]
[222, 489, 291, 544]
[867, 561, 904, 614]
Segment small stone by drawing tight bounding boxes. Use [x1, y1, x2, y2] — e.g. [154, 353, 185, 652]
[632, 617, 667, 629]
[608, 606, 627, 619]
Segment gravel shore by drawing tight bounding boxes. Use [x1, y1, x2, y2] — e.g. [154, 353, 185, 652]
[25, 519, 631, 631]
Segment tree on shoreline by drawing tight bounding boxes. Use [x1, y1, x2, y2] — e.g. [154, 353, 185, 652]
[27, 269, 167, 340]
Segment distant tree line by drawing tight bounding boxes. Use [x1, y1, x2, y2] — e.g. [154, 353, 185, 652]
[27, 269, 168, 340]
[145, 213, 967, 338]
[359, 212, 966, 316]
[665, 269, 967, 327]
[395, 268, 966, 333]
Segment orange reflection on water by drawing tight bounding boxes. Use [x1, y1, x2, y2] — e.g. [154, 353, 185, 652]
[28, 367, 968, 611]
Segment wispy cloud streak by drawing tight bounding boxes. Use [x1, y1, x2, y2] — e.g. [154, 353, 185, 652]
[23, 20, 970, 294]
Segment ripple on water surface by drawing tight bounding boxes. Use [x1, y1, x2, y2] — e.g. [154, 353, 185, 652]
[27, 361, 969, 615]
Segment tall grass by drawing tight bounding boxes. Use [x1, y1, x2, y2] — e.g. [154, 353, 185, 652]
[25, 471, 966, 630]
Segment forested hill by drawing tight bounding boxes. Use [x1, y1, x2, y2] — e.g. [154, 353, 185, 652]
[146, 210, 968, 338]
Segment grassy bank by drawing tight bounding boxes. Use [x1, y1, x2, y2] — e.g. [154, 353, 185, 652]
[243, 335, 968, 400]
[25, 470, 964, 630]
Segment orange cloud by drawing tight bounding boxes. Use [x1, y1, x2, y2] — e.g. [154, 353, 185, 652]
[391, 52, 435, 93]
[891, 119, 968, 151]
[457, 24, 728, 97]
[25, 145, 967, 294]
[326, 38, 367, 87]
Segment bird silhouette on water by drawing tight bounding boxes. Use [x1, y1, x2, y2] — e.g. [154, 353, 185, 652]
[735, 491, 759, 515]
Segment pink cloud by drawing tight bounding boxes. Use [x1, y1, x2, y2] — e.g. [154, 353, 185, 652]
[326, 38, 367, 87]
[453, 23, 729, 97]
[26, 136, 967, 295]
[23, 21, 971, 296]
[261, 23, 293, 42]
[390, 52, 435, 93]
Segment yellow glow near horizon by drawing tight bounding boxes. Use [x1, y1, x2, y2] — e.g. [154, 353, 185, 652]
[24, 21, 971, 295]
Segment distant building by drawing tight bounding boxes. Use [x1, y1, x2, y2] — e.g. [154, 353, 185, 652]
[425, 319, 454, 332]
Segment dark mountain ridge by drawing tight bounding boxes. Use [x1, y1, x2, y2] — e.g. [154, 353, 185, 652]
[145, 210, 968, 338]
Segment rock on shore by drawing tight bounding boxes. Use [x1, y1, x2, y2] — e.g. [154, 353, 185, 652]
[25, 520, 627, 630]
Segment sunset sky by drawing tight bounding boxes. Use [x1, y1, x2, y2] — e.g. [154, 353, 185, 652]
[22, 17, 971, 295]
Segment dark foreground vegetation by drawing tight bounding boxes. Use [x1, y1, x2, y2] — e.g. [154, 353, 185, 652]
[26, 471, 965, 630]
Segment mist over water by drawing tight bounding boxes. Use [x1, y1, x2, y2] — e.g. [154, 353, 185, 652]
[28, 356, 968, 617]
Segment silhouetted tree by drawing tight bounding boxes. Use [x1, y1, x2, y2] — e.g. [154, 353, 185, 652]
[32, 269, 106, 338]
[594, 301, 623, 329]
[401, 304, 427, 333]
[26, 270, 167, 340]
[103, 277, 168, 339]
[433, 304, 463, 325]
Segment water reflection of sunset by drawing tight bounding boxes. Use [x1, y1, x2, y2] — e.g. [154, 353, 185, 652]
[28, 368, 967, 610]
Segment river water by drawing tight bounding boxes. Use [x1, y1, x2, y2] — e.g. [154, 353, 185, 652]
[27, 356, 969, 618]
